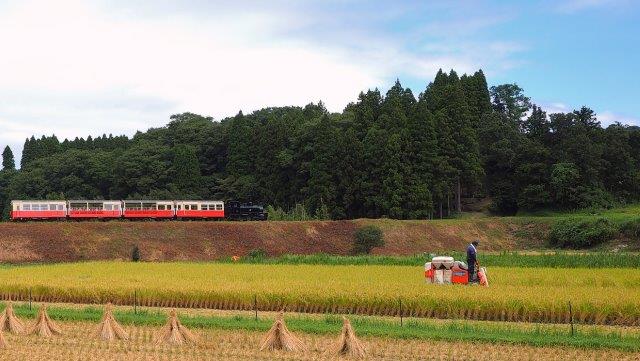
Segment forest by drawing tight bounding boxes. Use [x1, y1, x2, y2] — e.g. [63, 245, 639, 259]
[1, 69, 639, 220]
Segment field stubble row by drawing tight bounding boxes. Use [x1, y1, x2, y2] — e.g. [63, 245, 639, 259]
[1, 320, 639, 360]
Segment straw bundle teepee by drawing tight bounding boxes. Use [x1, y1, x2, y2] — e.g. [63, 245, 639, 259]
[0, 329, 7, 349]
[260, 312, 305, 352]
[334, 317, 366, 358]
[29, 304, 62, 337]
[155, 309, 197, 345]
[0, 302, 25, 334]
[97, 303, 129, 341]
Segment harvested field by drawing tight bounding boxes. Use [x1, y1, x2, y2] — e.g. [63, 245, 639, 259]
[1, 262, 639, 326]
[0, 218, 541, 263]
[0, 320, 637, 360]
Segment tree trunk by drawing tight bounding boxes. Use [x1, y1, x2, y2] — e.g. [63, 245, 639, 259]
[446, 193, 450, 217]
[456, 178, 462, 213]
[439, 202, 443, 219]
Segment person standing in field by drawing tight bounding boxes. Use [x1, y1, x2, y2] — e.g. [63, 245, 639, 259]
[467, 240, 479, 284]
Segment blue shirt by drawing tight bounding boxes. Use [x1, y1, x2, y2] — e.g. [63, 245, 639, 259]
[466, 244, 477, 265]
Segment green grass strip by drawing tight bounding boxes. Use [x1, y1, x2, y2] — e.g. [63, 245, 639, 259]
[4, 302, 639, 352]
[217, 252, 640, 268]
[3, 252, 640, 269]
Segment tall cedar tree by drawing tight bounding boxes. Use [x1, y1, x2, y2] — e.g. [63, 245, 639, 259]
[2, 146, 15, 170]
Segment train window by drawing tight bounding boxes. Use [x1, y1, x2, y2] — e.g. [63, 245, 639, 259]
[216, 204, 223, 210]
[191, 204, 199, 210]
[177, 205, 182, 210]
[23, 204, 30, 211]
[105, 204, 113, 210]
[158, 205, 166, 210]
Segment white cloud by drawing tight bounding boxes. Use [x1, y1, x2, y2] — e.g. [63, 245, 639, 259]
[540, 102, 571, 114]
[0, 0, 531, 163]
[535, 102, 638, 127]
[0, 0, 543, 163]
[597, 111, 640, 126]
[0, 0, 384, 158]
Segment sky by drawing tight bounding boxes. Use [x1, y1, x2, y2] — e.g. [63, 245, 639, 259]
[0, 0, 639, 161]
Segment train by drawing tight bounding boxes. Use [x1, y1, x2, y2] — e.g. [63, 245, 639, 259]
[9, 200, 268, 221]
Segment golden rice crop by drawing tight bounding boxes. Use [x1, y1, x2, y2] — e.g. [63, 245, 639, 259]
[0, 262, 639, 325]
[0, 320, 638, 360]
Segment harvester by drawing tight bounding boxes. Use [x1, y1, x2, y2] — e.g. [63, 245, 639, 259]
[424, 256, 488, 286]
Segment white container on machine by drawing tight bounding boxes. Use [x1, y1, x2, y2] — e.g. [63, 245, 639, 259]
[431, 256, 454, 269]
[425, 256, 455, 284]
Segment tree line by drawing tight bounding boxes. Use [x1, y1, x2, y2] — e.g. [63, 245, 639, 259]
[1, 69, 639, 220]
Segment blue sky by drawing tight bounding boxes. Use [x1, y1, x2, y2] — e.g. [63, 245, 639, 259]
[0, 0, 639, 159]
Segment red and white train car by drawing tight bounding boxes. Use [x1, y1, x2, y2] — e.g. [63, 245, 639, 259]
[68, 200, 122, 219]
[122, 200, 175, 219]
[11, 200, 67, 220]
[10, 200, 228, 221]
[175, 200, 224, 219]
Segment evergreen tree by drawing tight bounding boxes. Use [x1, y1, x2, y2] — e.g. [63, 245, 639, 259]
[478, 112, 521, 214]
[20, 136, 36, 168]
[172, 145, 203, 197]
[461, 70, 492, 125]
[2, 146, 15, 170]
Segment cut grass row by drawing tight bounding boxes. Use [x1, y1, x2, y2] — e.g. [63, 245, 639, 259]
[1, 262, 639, 326]
[3, 302, 640, 352]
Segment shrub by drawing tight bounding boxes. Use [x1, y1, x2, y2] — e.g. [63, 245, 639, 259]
[548, 217, 618, 249]
[353, 225, 384, 254]
[620, 218, 640, 239]
[265, 204, 316, 221]
[131, 245, 141, 262]
[246, 249, 267, 260]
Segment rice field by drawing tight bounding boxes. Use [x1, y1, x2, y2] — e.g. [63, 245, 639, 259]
[1, 320, 639, 360]
[1, 262, 639, 326]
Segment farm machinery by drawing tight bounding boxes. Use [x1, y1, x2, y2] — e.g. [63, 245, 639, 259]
[424, 256, 488, 286]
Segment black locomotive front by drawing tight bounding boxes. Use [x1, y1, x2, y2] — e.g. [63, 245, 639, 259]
[225, 201, 268, 221]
